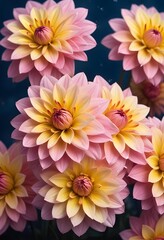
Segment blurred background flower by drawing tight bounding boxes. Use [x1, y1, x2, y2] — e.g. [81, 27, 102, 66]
[120, 209, 164, 240]
[130, 79, 164, 117]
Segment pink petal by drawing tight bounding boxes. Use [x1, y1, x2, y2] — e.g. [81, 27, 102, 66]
[19, 56, 34, 74]
[143, 60, 158, 79]
[41, 203, 53, 220]
[109, 18, 128, 31]
[129, 165, 149, 182]
[123, 54, 139, 70]
[133, 182, 152, 200]
[66, 145, 84, 163]
[49, 139, 66, 161]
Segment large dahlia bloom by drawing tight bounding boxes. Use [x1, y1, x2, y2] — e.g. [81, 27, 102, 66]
[11, 73, 111, 172]
[129, 117, 164, 214]
[120, 210, 164, 240]
[0, 141, 37, 235]
[0, 0, 96, 84]
[33, 156, 128, 236]
[94, 76, 151, 166]
[101, 4, 164, 85]
[130, 79, 164, 117]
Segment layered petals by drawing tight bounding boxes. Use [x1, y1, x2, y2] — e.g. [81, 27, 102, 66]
[0, 0, 96, 84]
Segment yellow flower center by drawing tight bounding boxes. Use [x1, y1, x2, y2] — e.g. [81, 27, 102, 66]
[0, 171, 14, 195]
[144, 82, 160, 99]
[72, 175, 93, 196]
[159, 156, 164, 172]
[143, 29, 162, 48]
[106, 109, 128, 130]
[34, 26, 53, 45]
[52, 108, 73, 130]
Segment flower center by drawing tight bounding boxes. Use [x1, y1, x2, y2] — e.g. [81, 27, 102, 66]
[159, 156, 164, 172]
[52, 108, 73, 130]
[106, 109, 128, 130]
[34, 26, 53, 45]
[0, 171, 14, 195]
[144, 82, 160, 99]
[72, 175, 93, 197]
[143, 29, 162, 48]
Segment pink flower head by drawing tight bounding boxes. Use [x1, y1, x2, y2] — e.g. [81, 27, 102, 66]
[101, 4, 164, 85]
[94, 76, 151, 166]
[120, 210, 164, 240]
[0, 141, 37, 235]
[0, 0, 96, 84]
[129, 117, 164, 214]
[32, 156, 128, 236]
[11, 73, 111, 172]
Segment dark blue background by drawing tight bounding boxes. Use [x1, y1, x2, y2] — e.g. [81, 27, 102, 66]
[0, 0, 164, 147]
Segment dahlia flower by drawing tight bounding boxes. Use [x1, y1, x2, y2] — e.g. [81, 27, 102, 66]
[0, 141, 37, 235]
[129, 117, 164, 214]
[11, 73, 112, 172]
[94, 76, 151, 166]
[130, 79, 164, 117]
[32, 156, 128, 236]
[0, 0, 96, 84]
[102, 4, 164, 85]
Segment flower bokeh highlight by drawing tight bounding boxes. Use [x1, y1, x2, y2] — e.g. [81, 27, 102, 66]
[0, 141, 37, 235]
[102, 4, 164, 85]
[0, 0, 96, 84]
[33, 156, 128, 236]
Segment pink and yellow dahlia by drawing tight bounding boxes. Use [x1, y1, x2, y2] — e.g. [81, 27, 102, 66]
[0, 141, 37, 235]
[120, 210, 164, 240]
[0, 0, 96, 84]
[130, 79, 164, 117]
[94, 76, 150, 166]
[33, 156, 128, 236]
[11, 73, 111, 172]
[129, 117, 164, 214]
[102, 4, 164, 85]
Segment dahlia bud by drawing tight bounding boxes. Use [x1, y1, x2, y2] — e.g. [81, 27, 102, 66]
[144, 82, 160, 99]
[159, 156, 164, 172]
[73, 175, 93, 197]
[106, 109, 128, 130]
[143, 29, 162, 48]
[0, 171, 14, 195]
[34, 26, 53, 45]
[52, 108, 73, 130]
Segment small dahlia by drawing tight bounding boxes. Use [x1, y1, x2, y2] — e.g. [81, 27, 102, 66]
[120, 210, 164, 240]
[0, 141, 37, 235]
[130, 79, 164, 117]
[0, 0, 96, 84]
[94, 76, 150, 165]
[11, 73, 110, 172]
[33, 156, 128, 236]
[129, 118, 164, 214]
[102, 4, 164, 85]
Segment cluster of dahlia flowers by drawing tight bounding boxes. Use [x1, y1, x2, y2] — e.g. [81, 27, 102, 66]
[0, 0, 164, 239]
